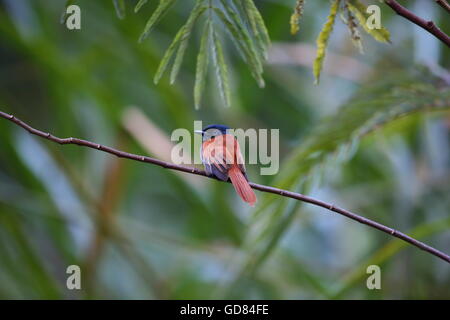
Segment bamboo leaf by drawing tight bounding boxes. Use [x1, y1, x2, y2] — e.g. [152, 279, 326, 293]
[347, 0, 390, 43]
[194, 20, 211, 110]
[211, 24, 231, 108]
[170, 1, 207, 84]
[134, 0, 148, 13]
[138, 0, 177, 43]
[313, 0, 340, 85]
[113, 0, 126, 19]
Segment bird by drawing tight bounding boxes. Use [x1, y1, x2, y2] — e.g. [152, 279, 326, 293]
[195, 124, 257, 206]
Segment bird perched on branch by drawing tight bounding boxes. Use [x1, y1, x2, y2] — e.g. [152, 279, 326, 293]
[195, 124, 257, 206]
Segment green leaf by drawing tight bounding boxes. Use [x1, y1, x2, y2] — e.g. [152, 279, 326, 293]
[138, 0, 177, 43]
[134, 0, 148, 13]
[194, 20, 211, 110]
[211, 24, 231, 108]
[153, 2, 206, 85]
[153, 28, 185, 84]
[313, 0, 340, 85]
[214, 6, 265, 88]
[170, 0, 207, 84]
[347, 0, 390, 43]
[243, 0, 271, 56]
[225, 0, 264, 71]
[112, 0, 126, 19]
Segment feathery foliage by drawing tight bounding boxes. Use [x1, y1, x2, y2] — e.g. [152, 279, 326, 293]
[194, 19, 211, 109]
[138, 0, 177, 43]
[109, 0, 394, 98]
[211, 23, 231, 108]
[136, 0, 270, 108]
[243, 0, 271, 57]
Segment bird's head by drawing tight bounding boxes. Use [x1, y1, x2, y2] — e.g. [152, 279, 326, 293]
[195, 124, 230, 141]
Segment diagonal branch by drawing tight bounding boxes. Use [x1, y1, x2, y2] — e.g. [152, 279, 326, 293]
[1, 110, 449, 264]
[435, 0, 450, 14]
[385, 0, 450, 47]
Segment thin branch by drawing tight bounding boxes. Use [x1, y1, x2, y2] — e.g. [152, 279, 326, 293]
[1, 110, 449, 264]
[435, 0, 450, 14]
[385, 0, 450, 47]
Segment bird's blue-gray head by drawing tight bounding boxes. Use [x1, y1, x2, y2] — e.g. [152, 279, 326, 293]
[195, 124, 230, 141]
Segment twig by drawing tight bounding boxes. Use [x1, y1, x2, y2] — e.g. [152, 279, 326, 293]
[435, 0, 450, 14]
[385, 0, 450, 47]
[1, 110, 449, 264]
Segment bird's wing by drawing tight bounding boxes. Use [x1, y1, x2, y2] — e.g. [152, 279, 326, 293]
[202, 134, 247, 181]
[202, 136, 229, 181]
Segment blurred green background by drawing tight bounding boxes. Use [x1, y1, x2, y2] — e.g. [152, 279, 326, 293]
[0, 0, 449, 299]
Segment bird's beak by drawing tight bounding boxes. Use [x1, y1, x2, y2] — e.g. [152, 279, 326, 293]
[194, 130, 204, 135]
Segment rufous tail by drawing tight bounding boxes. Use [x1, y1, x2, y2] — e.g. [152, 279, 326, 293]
[228, 166, 257, 206]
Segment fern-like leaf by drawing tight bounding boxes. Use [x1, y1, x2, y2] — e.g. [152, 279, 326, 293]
[153, 29, 184, 84]
[170, 0, 207, 84]
[194, 19, 211, 110]
[214, 5, 265, 88]
[211, 23, 231, 108]
[153, 2, 206, 84]
[138, 0, 177, 43]
[313, 0, 340, 85]
[226, 0, 264, 73]
[134, 0, 148, 13]
[243, 0, 271, 57]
